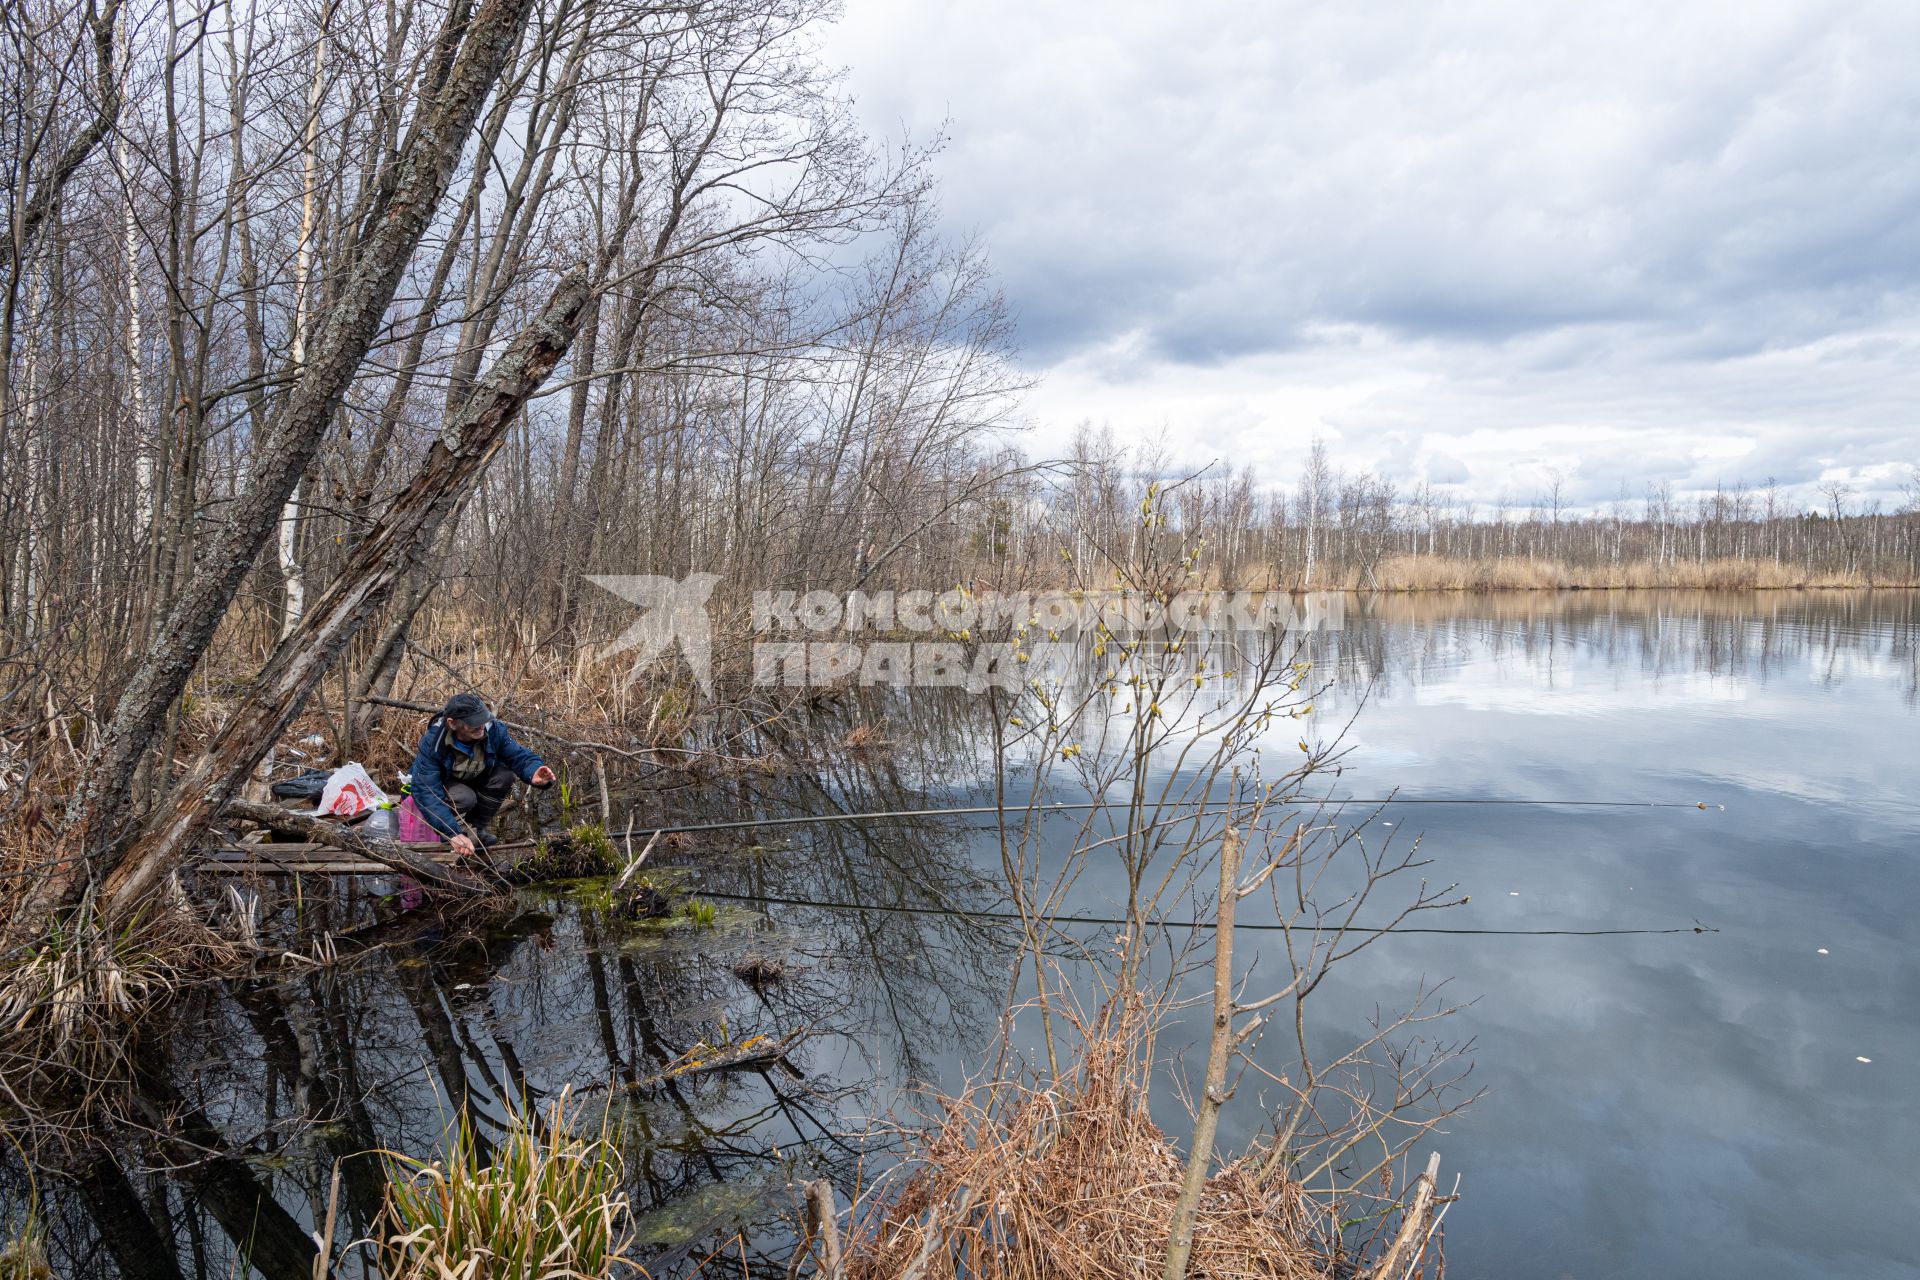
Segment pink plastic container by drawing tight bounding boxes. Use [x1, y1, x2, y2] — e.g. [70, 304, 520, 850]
[395, 796, 438, 843]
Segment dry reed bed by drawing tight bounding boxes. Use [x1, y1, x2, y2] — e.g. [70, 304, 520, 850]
[840, 1027, 1411, 1280]
[1358, 554, 1906, 591]
[0, 899, 243, 1127]
[0, 1229, 51, 1280]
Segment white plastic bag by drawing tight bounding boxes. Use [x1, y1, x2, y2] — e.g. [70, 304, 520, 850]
[316, 762, 389, 818]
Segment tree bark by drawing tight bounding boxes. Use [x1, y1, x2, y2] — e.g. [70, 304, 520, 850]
[1162, 826, 1243, 1280]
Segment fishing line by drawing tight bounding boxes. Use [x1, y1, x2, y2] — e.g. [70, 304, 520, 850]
[626, 795, 1718, 839]
[691, 890, 1716, 939]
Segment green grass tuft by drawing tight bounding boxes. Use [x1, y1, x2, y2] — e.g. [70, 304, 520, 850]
[375, 1087, 633, 1279]
[0, 1227, 51, 1280]
[515, 821, 620, 883]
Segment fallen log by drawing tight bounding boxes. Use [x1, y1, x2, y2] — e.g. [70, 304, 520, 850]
[627, 1030, 807, 1091]
[198, 837, 547, 878]
[224, 801, 494, 894]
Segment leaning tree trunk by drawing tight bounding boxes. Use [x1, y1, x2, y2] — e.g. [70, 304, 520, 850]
[102, 268, 591, 913]
[28, 0, 539, 933]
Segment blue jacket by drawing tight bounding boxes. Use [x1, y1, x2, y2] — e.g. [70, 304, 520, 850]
[408, 716, 547, 838]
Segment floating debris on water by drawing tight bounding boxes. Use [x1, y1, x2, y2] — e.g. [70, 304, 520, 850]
[618, 880, 673, 920]
[731, 954, 786, 989]
[1856, 1056, 1872, 1064]
[1817, 948, 1829, 955]
[626, 1174, 779, 1250]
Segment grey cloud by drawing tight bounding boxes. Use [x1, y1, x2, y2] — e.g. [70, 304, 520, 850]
[826, 0, 1920, 503]
[837, 1, 1920, 361]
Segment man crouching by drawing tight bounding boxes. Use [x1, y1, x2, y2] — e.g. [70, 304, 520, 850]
[410, 692, 555, 855]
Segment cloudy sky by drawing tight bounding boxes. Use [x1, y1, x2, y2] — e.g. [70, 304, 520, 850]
[822, 0, 1920, 512]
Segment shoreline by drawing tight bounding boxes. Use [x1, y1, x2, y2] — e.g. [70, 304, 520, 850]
[1333, 581, 1920, 593]
[1262, 554, 1920, 594]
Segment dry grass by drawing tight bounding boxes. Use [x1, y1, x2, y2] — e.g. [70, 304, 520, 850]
[839, 723, 889, 753]
[0, 899, 237, 1116]
[839, 1014, 1416, 1280]
[0, 1228, 51, 1280]
[1360, 554, 1896, 591]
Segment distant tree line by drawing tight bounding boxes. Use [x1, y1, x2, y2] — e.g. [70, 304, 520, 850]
[990, 431, 1920, 589]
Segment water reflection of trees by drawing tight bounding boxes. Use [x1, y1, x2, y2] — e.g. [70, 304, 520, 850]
[690, 690, 1011, 1084]
[1327, 589, 1920, 702]
[4, 708, 1009, 1279]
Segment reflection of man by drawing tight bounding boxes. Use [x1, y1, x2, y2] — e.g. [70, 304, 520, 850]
[409, 693, 554, 855]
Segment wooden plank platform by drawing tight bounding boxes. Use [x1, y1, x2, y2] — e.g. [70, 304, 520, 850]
[197, 840, 535, 876]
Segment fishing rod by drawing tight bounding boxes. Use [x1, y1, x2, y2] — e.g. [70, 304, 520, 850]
[692, 889, 1717, 939]
[601, 798, 1720, 939]
[621, 795, 1719, 840]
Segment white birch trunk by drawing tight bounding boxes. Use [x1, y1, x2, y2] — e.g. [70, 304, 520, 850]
[278, 12, 328, 640]
[1304, 467, 1318, 588]
[19, 270, 45, 642]
[118, 131, 151, 534]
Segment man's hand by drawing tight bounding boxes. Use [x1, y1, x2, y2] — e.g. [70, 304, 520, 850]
[530, 765, 556, 788]
[449, 834, 476, 857]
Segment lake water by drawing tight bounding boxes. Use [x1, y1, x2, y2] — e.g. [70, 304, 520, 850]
[7, 590, 1914, 1279]
[1171, 591, 1920, 1279]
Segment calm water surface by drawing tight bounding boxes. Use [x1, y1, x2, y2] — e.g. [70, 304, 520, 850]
[1185, 592, 1919, 1279]
[8, 590, 1914, 1279]
[775, 589, 1920, 1279]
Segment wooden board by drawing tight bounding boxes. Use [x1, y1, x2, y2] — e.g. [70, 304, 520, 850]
[199, 860, 412, 875]
[194, 837, 536, 876]
[203, 841, 464, 857]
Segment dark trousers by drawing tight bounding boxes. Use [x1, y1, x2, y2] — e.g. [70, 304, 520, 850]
[445, 763, 517, 831]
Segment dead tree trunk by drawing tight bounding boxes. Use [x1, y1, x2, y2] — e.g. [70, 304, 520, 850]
[37, 0, 538, 925]
[103, 267, 591, 913]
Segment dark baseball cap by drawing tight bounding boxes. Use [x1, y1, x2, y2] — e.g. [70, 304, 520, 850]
[443, 692, 493, 729]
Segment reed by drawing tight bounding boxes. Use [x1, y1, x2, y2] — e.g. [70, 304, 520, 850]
[1361, 553, 1895, 591]
[0, 899, 237, 1117]
[839, 1004, 1397, 1280]
[0, 1124, 51, 1280]
[374, 1087, 635, 1280]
